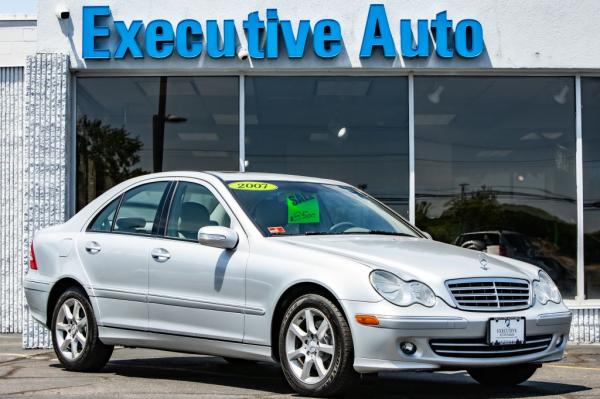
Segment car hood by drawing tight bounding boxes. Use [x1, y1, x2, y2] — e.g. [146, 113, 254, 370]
[274, 235, 539, 285]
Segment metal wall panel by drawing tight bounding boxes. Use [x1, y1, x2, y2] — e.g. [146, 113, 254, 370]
[0, 67, 24, 334]
[22, 53, 70, 348]
[570, 308, 600, 344]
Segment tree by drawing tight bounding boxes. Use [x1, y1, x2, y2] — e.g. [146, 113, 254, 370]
[76, 116, 147, 209]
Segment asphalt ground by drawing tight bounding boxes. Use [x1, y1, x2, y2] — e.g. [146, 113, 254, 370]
[1, 334, 599, 398]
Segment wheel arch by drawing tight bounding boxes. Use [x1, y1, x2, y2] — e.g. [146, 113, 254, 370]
[46, 277, 89, 328]
[270, 281, 350, 362]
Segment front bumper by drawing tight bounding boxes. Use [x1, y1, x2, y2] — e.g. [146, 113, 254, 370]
[340, 298, 572, 373]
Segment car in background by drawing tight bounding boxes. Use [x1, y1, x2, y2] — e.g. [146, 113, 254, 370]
[24, 172, 571, 397]
[454, 231, 573, 283]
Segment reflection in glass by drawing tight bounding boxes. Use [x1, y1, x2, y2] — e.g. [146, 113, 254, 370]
[415, 77, 577, 298]
[582, 78, 600, 299]
[245, 76, 409, 217]
[76, 77, 239, 210]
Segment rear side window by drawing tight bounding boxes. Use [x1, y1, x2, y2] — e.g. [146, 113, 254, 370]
[89, 197, 120, 232]
[113, 182, 170, 235]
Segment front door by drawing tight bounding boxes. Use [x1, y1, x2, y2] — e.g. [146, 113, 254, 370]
[148, 180, 248, 342]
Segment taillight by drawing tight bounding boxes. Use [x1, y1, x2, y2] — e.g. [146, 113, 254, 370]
[29, 241, 38, 270]
[499, 245, 507, 257]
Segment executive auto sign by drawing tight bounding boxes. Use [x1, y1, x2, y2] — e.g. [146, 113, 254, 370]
[82, 5, 484, 60]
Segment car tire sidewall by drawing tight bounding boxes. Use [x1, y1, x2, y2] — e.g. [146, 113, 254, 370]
[278, 294, 353, 396]
[51, 288, 100, 370]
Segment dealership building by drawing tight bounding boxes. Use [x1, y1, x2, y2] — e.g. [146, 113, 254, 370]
[1, 0, 600, 347]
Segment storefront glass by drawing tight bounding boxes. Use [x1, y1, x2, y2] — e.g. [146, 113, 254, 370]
[245, 76, 410, 216]
[76, 76, 239, 209]
[415, 76, 577, 298]
[582, 77, 600, 299]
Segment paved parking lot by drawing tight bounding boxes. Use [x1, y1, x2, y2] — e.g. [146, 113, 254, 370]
[1, 334, 599, 398]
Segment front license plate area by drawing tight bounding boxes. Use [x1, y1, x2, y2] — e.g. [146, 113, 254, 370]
[488, 317, 525, 345]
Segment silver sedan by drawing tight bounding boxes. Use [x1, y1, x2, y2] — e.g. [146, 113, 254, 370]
[24, 172, 572, 397]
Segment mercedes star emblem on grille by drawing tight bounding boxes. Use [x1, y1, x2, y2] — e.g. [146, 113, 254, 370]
[479, 253, 489, 270]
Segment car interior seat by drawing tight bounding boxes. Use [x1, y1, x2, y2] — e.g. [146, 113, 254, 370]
[178, 202, 215, 239]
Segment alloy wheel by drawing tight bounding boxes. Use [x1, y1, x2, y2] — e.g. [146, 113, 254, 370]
[285, 307, 335, 384]
[55, 298, 88, 360]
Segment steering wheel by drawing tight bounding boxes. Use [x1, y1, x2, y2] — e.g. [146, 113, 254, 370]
[329, 221, 357, 233]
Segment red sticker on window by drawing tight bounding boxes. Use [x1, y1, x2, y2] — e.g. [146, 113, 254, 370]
[268, 226, 286, 234]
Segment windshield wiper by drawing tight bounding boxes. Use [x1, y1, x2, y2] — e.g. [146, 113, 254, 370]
[303, 230, 414, 237]
[342, 231, 415, 237]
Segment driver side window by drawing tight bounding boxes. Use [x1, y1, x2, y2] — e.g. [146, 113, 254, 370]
[166, 182, 231, 241]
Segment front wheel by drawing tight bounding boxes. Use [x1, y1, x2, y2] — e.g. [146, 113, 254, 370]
[468, 364, 539, 386]
[51, 287, 113, 372]
[279, 294, 358, 397]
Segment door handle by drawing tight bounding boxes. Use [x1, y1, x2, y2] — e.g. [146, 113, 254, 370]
[151, 248, 171, 262]
[85, 241, 101, 254]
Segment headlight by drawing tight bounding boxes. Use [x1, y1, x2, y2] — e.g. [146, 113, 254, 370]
[533, 270, 561, 305]
[370, 270, 436, 307]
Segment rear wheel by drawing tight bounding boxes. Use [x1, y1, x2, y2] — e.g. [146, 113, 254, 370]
[468, 364, 539, 386]
[51, 287, 113, 372]
[279, 294, 358, 397]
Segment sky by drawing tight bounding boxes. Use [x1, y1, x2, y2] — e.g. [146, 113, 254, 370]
[0, 0, 38, 14]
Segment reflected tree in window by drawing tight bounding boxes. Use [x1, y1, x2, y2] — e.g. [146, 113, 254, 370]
[76, 116, 147, 209]
[415, 77, 577, 298]
[418, 185, 577, 297]
[76, 76, 239, 210]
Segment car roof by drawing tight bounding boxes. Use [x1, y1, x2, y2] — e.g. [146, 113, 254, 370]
[206, 171, 348, 185]
[103, 171, 349, 186]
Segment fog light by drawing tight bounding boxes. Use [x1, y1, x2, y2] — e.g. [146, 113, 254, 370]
[556, 334, 564, 347]
[400, 342, 417, 355]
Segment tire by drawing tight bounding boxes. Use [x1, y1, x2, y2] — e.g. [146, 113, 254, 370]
[51, 287, 113, 372]
[278, 293, 358, 397]
[468, 364, 539, 386]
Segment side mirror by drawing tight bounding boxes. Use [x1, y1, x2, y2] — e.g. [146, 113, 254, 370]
[197, 226, 238, 250]
[422, 231, 433, 240]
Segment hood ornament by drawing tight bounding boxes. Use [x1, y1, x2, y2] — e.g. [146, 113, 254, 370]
[479, 252, 489, 270]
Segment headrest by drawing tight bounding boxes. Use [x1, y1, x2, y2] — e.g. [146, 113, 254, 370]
[115, 217, 146, 232]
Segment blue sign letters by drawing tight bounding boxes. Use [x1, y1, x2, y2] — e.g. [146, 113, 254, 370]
[81, 5, 484, 60]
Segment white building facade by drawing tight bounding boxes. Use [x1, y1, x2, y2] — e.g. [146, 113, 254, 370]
[1, 0, 600, 346]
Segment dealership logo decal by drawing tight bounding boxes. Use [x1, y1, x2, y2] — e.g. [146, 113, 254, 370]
[82, 5, 484, 60]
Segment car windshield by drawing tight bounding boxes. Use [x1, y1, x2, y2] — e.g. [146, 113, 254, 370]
[226, 180, 420, 237]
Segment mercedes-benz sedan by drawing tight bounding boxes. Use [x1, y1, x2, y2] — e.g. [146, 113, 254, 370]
[24, 172, 572, 396]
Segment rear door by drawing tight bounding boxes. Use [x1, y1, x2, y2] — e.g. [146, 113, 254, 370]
[78, 180, 172, 330]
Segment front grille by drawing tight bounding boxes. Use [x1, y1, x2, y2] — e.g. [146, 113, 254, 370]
[430, 335, 552, 358]
[446, 278, 531, 311]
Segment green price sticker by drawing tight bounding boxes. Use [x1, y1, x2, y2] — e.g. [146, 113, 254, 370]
[287, 193, 320, 224]
[228, 181, 278, 191]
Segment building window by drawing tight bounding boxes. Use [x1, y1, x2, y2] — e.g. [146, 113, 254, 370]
[582, 77, 600, 299]
[76, 76, 239, 210]
[415, 76, 577, 298]
[244, 76, 410, 217]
